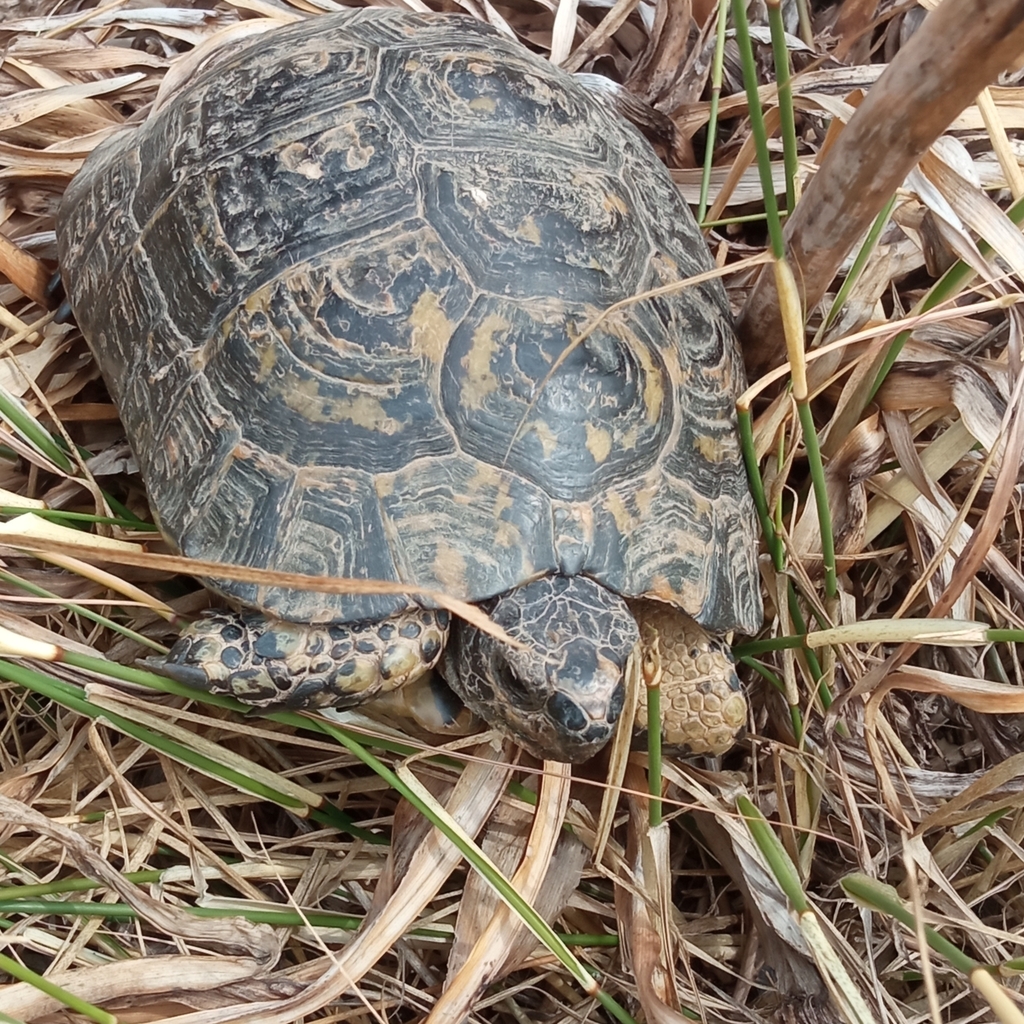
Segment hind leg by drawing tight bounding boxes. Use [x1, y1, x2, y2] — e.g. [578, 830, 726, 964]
[630, 599, 746, 756]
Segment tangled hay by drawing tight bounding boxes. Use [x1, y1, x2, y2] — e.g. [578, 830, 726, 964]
[3, 2, 1024, 1023]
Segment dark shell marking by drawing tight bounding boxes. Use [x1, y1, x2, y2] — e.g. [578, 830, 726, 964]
[162, 608, 450, 710]
[56, 9, 763, 761]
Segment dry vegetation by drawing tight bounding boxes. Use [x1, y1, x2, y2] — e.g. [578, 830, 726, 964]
[3, 1, 1024, 1022]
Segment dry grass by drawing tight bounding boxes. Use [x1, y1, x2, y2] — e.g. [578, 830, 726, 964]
[3, 1, 1024, 1023]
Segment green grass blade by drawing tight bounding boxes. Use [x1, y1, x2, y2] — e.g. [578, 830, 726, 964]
[314, 718, 637, 1024]
[731, 0, 784, 256]
[737, 795, 809, 911]
[841, 873, 981, 975]
[822, 197, 896, 333]
[0, 387, 73, 473]
[0, 950, 116, 1024]
[698, 0, 731, 223]
[0, 507, 157, 531]
[0, 568, 166, 653]
[796, 400, 837, 599]
[645, 681, 662, 828]
[766, 0, 798, 213]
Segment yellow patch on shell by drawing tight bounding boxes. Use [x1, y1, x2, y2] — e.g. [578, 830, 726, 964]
[695, 433, 727, 462]
[643, 559, 707, 611]
[530, 419, 558, 457]
[630, 598, 745, 756]
[431, 540, 469, 593]
[658, 335, 683, 386]
[493, 518, 523, 550]
[516, 215, 542, 245]
[256, 334, 278, 381]
[603, 192, 629, 215]
[631, 331, 665, 425]
[278, 142, 323, 180]
[649, 251, 681, 282]
[200, 286, 274, 373]
[463, 462, 510, 510]
[620, 424, 642, 450]
[337, 659, 379, 695]
[379, 644, 422, 688]
[603, 490, 636, 535]
[691, 491, 713, 519]
[585, 422, 612, 463]
[492, 478, 513, 518]
[461, 313, 507, 408]
[632, 476, 658, 516]
[646, 574, 678, 604]
[288, 382, 400, 433]
[409, 289, 455, 365]
[318, 121, 376, 171]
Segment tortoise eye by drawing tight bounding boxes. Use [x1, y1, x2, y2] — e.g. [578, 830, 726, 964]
[495, 655, 535, 708]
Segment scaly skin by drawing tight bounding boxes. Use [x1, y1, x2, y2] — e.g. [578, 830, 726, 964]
[631, 599, 746, 757]
[156, 608, 450, 710]
[154, 588, 747, 761]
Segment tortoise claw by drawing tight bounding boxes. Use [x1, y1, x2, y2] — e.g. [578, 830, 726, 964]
[45, 271, 64, 304]
[140, 656, 210, 692]
[45, 272, 75, 323]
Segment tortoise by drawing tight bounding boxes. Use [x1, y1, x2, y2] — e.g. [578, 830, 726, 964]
[55, 8, 762, 763]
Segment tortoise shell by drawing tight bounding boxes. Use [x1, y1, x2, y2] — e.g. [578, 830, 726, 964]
[57, 8, 761, 637]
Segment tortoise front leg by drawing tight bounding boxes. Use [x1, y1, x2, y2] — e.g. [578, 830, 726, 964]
[152, 607, 450, 710]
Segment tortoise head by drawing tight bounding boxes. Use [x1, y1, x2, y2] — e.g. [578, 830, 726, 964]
[443, 575, 639, 762]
